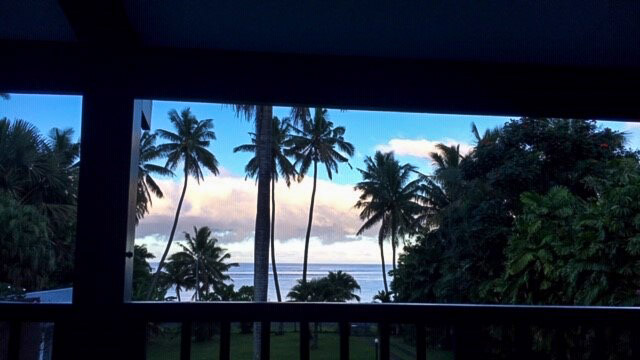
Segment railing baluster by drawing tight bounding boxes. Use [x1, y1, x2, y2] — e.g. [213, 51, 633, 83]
[260, 321, 270, 360]
[8, 321, 20, 360]
[180, 321, 192, 360]
[219, 321, 231, 360]
[415, 323, 426, 360]
[300, 321, 310, 360]
[339, 321, 350, 360]
[379, 322, 390, 360]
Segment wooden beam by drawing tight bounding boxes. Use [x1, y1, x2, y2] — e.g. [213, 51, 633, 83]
[1, 41, 638, 120]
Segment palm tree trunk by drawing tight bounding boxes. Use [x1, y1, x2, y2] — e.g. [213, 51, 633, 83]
[147, 170, 189, 299]
[302, 160, 318, 283]
[176, 288, 181, 302]
[392, 233, 397, 275]
[254, 106, 272, 360]
[271, 177, 282, 302]
[379, 238, 389, 293]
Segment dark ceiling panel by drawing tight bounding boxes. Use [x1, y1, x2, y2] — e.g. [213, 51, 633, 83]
[0, 0, 75, 41]
[125, 0, 640, 68]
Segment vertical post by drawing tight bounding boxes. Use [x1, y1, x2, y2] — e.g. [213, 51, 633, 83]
[300, 321, 310, 360]
[260, 321, 270, 360]
[379, 323, 390, 360]
[8, 321, 20, 360]
[219, 321, 231, 360]
[339, 322, 350, 360]
[53, 92, 146, 360]
[415, 323, 426, 360]
[181, 321, 192, 360]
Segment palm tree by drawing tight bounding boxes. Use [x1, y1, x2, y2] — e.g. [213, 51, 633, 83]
[373, 290, 393, 303]
[136, 131, 174, 223]
[164, 259, 190, 302]
[322, 271, 361, 302]
[147, 108, 219, 299]
[286, 108, 354, 283]
[168, 226, 238, 300]
[48, 128, 80, 169]
[234, 116, 297, 302]
[232, 105, 273, 360]
[354, 151, 422, 293]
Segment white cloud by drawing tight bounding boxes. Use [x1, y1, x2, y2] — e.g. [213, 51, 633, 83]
[137, 234, 395, 264]
[375, 138, 473, 163]
[135, 171, 388, 262]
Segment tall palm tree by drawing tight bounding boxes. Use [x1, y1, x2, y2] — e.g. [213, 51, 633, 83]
[286, 108, 354, 283]
[233, 116, 297, 302]
[168, 226, 237, 301]
[147, 108, 219, 299]
[136, 131, 174, 223]
[232, 105, 272, 360]
[354, 151, 422, 293]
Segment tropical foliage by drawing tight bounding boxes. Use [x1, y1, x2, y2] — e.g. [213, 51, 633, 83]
[0, 118, 78, 290]
[287, 271, 361, 302]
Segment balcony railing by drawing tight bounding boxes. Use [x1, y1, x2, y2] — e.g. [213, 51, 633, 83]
[2, 302, 640, 360]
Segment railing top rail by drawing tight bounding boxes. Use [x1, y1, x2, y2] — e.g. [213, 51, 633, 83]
[2, 302, 640, 325]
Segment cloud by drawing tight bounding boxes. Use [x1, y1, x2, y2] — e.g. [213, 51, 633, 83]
[375, 138, 473, 163]
[135, 171, 381, 260]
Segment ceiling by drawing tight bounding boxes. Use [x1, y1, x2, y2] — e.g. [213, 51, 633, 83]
[2, 0, 639, 68]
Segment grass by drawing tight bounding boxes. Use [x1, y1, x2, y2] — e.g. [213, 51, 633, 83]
[146, 324, 453, 360]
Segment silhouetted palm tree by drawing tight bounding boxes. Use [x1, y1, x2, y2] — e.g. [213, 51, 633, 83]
[232, 105, 273, 359]
[164, 259, 190, 302]
[168, 226, 237, 300]
[322, 271, 361, 302]
[354, 151, 422, 293]
[147, 108, 219, 299]
[136, 131, 174, 223]
[373, 290, 393, 303]
[234, 116, 297, 302]
[286, 108, 354, 283]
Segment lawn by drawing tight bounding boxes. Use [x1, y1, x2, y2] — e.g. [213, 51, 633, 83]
[146, 324, 453, 360]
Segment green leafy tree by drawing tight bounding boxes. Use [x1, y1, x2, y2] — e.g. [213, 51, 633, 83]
[0, 192, 52, 290]
[136, 131, 173, 223]
[394, 118, 630, 304]
[354, 151, 422, 292]
[286, 108, 354, 283]
[0, 119, 79, 290]
[234, 116, 297, 302]
[147, 108, 219, 299]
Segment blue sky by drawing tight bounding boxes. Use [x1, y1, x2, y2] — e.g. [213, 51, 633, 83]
[3, 94, 640, 265]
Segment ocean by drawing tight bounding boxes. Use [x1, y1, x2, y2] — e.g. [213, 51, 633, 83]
[152, 263, 389, 303]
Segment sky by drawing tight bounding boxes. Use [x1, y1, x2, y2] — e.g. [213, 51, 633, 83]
[3, 94, 640, 264]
